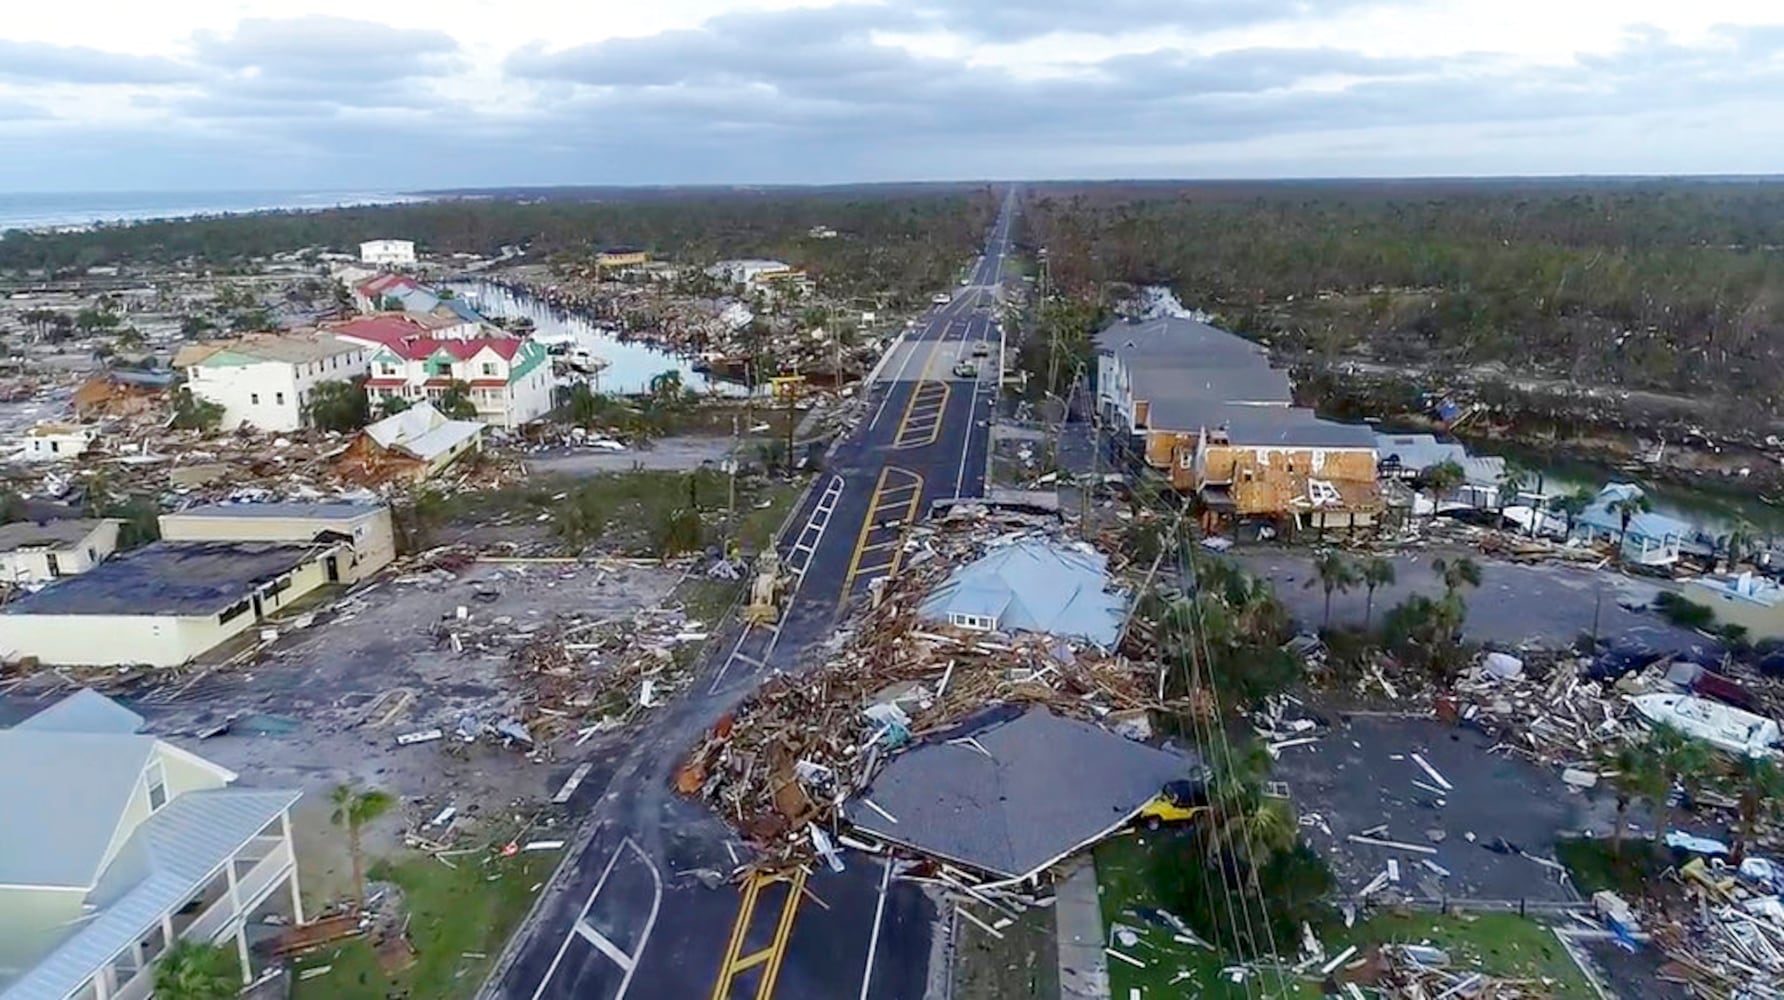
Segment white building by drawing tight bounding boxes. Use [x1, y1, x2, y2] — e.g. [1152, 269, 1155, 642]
[0, 690, 302, 1000]
[174, 332, 370, 432]
[706, 259, 797, 287]
[158, 501, 396, 585]
[358, 239, 416, 266]
[0, 519, 121, 585]
[21, 424, 100, 463]
[328, 315, 554, 429]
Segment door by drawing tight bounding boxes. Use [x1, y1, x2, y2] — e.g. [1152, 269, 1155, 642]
[325, 555, 340, 584]
[252, 593, 264, 620]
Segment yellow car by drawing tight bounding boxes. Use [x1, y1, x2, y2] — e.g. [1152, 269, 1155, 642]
[1136, 779, 1209, 830]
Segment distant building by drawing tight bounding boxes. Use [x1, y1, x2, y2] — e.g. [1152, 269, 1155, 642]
[1373, 433, 1508, 508]
[351, 274, 482, 332]
[807, 225, 838, 239]
[706, 259, 803, 289]
[328, 314, 553, 429]
[174, 331, 370, 432]
[359, 238, 416, 266]
[158, 500, 395, 585]
[20, 423, 100, 463]
[595, 246, 649, 269]
[0, 689, 302, 1000]
[0, 519, 121, 585]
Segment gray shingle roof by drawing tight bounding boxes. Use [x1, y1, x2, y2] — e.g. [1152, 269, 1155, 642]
[1095, 315, 1269, 366]
[843, 706, 1194, 879]
[1217, 408, 1377, 448]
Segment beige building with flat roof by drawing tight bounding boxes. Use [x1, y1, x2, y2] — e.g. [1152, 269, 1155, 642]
[158, 501, 395, 584]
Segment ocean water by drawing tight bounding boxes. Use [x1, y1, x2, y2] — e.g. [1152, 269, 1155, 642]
[0, 190, 422, 232]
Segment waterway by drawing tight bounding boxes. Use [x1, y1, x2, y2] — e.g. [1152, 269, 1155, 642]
[443, 280, 744, 397]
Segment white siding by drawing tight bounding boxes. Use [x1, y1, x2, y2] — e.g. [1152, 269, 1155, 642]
[0, 522, 120, 584]
[187, 350, 370, 432]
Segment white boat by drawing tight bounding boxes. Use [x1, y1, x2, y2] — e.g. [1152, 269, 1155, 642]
[1630, 693, 1781, 757]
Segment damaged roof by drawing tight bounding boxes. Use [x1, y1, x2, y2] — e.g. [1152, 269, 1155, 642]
[843, 706, 1194, 880]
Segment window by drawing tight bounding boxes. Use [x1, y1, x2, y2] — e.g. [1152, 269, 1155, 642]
[46, 552, 60, 577]
[49, 440, 59, 453]
[250, 392, 260, 405]
[275, 391, 285, 406]
[87, 547, 96, 561]
[482, 361, 498, 376]
[382, 363, 399, 376]
[146, 761, 167, 812]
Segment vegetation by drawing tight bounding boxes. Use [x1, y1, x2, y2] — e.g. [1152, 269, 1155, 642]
[1022, 180, 1784, 405]
[1608, 492, 1653, 564]
[330, 783, 395, 911]
[170, 388, 225, 431]
[436, 380, 479, 420]
[1654, 590, 1717, 631]
[1726, 753, 1784, 863]
[152, 940, 240, 1000]
[1151, 554, 1300, 708]
[1359, 556, 1396, 629]
[290, 846, 555, 1000]
[1644, 724, 1716, 857]
[1305, 550, 1358, 628]
[305, 378, 372, 432]
[3, 187, 996, 310]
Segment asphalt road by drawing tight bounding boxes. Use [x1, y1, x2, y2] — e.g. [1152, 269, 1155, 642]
[488, 191, 1020, 1000]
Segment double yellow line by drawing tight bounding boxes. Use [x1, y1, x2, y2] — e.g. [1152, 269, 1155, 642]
[709, 868, 809, 999]
[840, 466, 924, 604]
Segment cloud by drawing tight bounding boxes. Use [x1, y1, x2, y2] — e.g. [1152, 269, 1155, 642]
[190, 15, 464, 84]
[913, 0, 1382, 41]
[0, 39, 198, 85]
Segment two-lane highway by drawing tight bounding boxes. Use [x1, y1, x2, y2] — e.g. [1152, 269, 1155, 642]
[489, 189, 1019, 1000]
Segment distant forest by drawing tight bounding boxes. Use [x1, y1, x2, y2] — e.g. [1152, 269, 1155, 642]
[0, 185, 999, 305]
[1021, 179, 1784, 403]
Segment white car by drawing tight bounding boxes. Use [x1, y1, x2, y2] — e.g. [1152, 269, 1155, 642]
[931, 292, 951, 304]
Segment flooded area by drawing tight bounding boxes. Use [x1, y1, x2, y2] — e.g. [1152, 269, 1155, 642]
[444, 280, 746, 396]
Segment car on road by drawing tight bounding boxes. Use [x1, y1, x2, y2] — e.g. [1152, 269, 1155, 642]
[952, 360, 978, 378]
[931, 292, 951, 304]
[971, 341, 991, 357]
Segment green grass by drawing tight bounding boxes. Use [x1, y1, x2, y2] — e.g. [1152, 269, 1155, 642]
[290, 847, 556, 1000]
[1555, 836, 1662, 897]
[1093, 834, 1597, 999]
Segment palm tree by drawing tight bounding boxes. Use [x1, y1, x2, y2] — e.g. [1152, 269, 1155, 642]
[1728, 753, 1784, 863]
[1725, 521, 1759, 572]
[1601, 741, 1656, 858]
[1304, 550, 1358, 628]
[153, 939, 240, 1000]
[330, 783, 394, 911]
[1647, 724, 1714, 858]
[1431, 555, 1482, 598]
[1608, 490, 1653, 565]
[1359, 556, 1396, 630]
[1553, 487, 1596, 539]
[1206, 796, 1297, 877]
[1498, 464, 1530, 516]
[1420, 460, 1466, 511]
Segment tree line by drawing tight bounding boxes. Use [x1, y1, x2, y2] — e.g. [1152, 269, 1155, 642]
[1020, 180, 1784, 403]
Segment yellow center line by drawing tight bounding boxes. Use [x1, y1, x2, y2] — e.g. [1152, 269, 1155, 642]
[709, 874, 768, 1000]
[754, 868, 809, 1000]
[840, 466, 925, 603]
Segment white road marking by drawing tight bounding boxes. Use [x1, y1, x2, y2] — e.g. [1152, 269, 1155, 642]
[529, 837, 663, 1000]
[856, 858, 894, 1000]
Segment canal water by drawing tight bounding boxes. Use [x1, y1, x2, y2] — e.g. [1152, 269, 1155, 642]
[444, 280, 742, 396]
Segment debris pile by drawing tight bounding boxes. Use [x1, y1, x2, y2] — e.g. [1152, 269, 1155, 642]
[1654, 860, 1784, 997]
[678, 512, 1160, 868]
[1374, 943, 1556, 999]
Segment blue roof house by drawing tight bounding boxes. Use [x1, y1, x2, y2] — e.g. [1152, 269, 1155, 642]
[1572, 484, 1691, 567]
[918, 539, 1127, 647]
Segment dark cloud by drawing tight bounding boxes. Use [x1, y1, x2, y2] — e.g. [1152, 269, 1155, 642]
[0, 39, 198, 85]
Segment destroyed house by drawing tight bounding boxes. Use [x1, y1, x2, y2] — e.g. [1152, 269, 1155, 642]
[843, 706, 1194, 881]
[0, 690, 303, 1000]
[0, 519, 121, 585]
[1194, 412, 1381, 531]
[0, 541, 340, 667]
[918, 539, 1126, 647]
[335, 402, 484, 484]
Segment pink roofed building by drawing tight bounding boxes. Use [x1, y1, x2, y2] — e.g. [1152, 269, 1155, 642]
[326, 315, 553, 429]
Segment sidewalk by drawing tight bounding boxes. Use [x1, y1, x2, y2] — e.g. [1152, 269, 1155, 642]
[1055, 856, 1110, 999]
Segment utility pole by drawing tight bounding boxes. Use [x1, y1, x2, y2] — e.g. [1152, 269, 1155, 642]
[1083, 403, 1099, 525]
[726, 412, 738, 547]
[783, 371, 799, 477]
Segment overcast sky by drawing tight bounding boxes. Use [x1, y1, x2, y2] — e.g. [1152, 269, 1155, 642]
[2, 0, 1781, 191]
